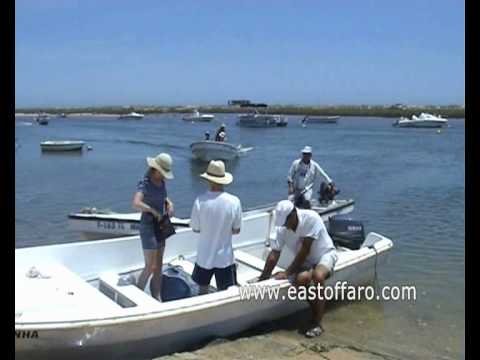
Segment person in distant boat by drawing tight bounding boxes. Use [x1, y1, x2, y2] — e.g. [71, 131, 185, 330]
[215, 124, 227, 142]
[132, 153, 175, 301]
[287, 146, 333, 209]
[204, 131, 211, 141]
[190, 160, 242, 295]
[259, 200, 337, 338]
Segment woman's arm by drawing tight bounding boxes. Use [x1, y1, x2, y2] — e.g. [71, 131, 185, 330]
[165, 197, 174, 217]
[132, 192, 161, 220]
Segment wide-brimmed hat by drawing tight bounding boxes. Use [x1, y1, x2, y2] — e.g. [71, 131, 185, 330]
[274, 200, 295, 227]
[301, 146, 313, 154]
[146, 153, 174, 179]
[200, 160, 233, 185]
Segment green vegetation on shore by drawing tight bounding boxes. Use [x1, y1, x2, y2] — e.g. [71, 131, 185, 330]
[15, 104, 465, 118]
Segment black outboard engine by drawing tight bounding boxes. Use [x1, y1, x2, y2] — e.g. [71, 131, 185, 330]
[328, 215, 365, 250]
[319, 182, 340, 204]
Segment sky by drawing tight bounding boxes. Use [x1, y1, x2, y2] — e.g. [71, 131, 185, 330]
[15, 0, 465, 107]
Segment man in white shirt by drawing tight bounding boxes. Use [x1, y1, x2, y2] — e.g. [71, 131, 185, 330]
[190, 160, 242, 294]
[287, 146, 333, 209]
[259, 200, 338, 338]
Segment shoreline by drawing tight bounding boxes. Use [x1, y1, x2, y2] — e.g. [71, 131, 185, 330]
[14, 105, 465, 119]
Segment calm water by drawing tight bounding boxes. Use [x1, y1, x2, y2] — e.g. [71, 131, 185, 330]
[15, 114, 465, 359]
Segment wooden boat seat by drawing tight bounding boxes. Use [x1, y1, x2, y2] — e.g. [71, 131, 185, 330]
[99, 273, 160, 308]
[234, 250, 284, 284]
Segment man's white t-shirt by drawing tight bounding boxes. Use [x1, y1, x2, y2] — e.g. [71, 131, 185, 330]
[190, 191, 242, 269]
[271, 209, 335, 268]
[288, 159, 332, 200]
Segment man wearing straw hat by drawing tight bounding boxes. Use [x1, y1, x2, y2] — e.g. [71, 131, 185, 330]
[190, 160, 242, 294]
[287, 146, 333, 209]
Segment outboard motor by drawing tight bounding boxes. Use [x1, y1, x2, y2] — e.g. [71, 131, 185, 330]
[161, 265, 199, 302]
[328, 215, 365, 250]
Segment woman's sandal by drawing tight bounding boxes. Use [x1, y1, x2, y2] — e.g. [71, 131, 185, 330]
[305, 325, 324, 338]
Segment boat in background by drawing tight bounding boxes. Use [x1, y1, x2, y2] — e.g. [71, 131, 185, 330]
[35, 113, 49, 125]
[40, 141, 85, 152]
[237, 103, 287, 128]
[182, 109, 215, 122]
[16, 204, 391, 360]
[302, 115, 340, 124]
[68, 199, 354, 240]
[393, 113, 447, 128]
[118, 112, 145, 120]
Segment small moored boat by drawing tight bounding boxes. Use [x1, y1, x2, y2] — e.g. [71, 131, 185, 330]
[393, 113, 447, 128]
[35, 114, 49, 125]
[40, 141, 85, 152]
[118, 112, 145, 120]
[302, 115, 340, 124]
[237, 103, 287, 128]
[182, 109, 215, 122]
[16, 204, 391, 360]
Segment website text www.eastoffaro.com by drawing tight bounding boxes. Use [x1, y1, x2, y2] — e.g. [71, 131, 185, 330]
[239, 281, 417, 302]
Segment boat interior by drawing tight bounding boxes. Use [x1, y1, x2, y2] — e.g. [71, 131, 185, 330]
[16, 207, 391, 323]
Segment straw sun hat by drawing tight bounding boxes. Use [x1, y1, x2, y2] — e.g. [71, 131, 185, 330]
[146, 153, 174, 179]
[200, 160, 233, 185]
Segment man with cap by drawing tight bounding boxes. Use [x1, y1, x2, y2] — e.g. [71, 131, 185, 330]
[190, 160, 242, 294]
[259, 200, 338, 338]
[287, 146, 333, 209]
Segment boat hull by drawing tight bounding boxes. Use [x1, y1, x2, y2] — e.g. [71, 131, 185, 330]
[237, 114, 287, 128]
[190, 141, 239, 161]
[393, 120, 447, 128]
[68, 200, 354, 240]
[40, 142, 85, 151]
[304, 116, 339, 124]
[16, 206, 391, 360]
[182, 115, 215, 122]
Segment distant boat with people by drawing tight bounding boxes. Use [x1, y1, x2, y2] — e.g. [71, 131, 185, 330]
[35, 113, 49, 125]
[237, 103, 287, 128]
[118, 112, 145, 120]
[392, 113, 448, 128]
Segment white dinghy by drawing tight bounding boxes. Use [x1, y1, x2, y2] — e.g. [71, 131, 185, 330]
[40, 141, 85, 152]
[16, 205, 392, 360]
[190, 141, 252, 162]
[68, 200, 354, 240]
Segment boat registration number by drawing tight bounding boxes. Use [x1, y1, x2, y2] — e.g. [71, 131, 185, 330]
[96, 221, 140, 231]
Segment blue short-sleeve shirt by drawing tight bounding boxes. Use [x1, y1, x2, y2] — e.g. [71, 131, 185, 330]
[137, 175, 167, 224]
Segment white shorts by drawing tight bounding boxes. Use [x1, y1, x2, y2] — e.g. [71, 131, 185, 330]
[289, 250, 338, 283]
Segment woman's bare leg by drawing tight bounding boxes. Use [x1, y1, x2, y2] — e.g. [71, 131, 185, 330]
[137, 249, 157, 291]
[150, 244, 165, 300]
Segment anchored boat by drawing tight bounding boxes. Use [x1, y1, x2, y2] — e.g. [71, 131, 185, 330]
[40, 141, 85, 152]
[68, 200, 354, 240]
[393, 113, 447, 128]
[302, 115, 340, 124]
[16, 204, 392, 360]
[182, 109, 215, 122]
[118, 112, 145, 120]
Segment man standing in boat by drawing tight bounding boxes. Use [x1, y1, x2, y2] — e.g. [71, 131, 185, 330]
[287, 146, 333, 209]
[214, 124, 227, 142]
[259, 200, 337, 338]
[190, 160, 242, 294]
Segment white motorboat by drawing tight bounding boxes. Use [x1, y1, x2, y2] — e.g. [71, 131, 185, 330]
[118, 112, 145, 120]
[68, 200, 354, 240]
[190, 141, 251, 162]
[16, 204, 392, 360]
[68, 208, 190, 240]
[302, 115, 340, 124]
[40, 141, 85, 152]
[393, 113, 448, 128]
[182, 109, 215, 122]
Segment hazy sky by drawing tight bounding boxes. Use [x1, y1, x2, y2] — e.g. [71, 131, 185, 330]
[15, 0, 465, 107]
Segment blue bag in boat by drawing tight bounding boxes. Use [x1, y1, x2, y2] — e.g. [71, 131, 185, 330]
[161, 265, 198, 302]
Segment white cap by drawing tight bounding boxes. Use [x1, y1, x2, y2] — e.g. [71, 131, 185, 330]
[274, 200, 295, 227]
[301, 146, 312, 154]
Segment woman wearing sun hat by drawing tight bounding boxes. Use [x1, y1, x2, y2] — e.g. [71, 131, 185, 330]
[132, 152, 175, 301]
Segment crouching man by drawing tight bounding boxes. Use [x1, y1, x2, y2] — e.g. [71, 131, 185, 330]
[258, 200, 337, 337]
